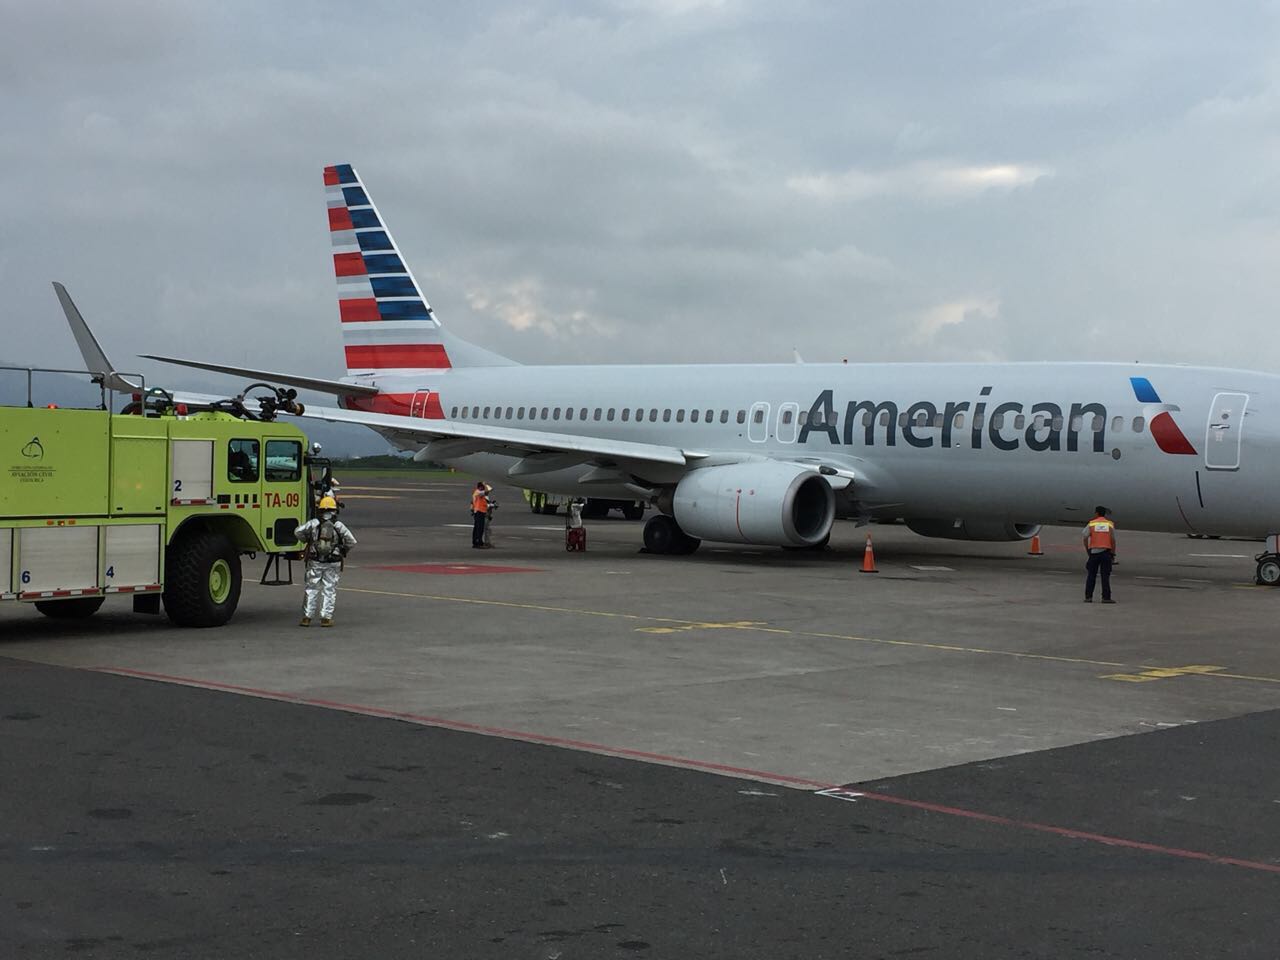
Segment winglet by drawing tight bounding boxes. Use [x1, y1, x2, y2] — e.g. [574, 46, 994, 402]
[52, 282, 143, 392]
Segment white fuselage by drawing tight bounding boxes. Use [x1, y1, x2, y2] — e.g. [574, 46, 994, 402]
[344, 361, 1280, 538]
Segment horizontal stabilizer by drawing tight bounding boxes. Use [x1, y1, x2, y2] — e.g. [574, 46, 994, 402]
[139, 354, 380, 397]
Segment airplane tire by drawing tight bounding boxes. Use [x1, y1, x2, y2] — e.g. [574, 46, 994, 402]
[622, 503, 645, 521]
[163, 526, 242, 627]
[673, 531, 702, 555]
[529, 493, 544, 514]
[643, 515, 679, 554]
[1257, 557, 1280, 586]
[34, 597, 105, 619]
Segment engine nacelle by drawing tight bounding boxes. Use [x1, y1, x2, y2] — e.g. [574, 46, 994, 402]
[672, 463, 835, 547]
[905, 518, 1041, 542]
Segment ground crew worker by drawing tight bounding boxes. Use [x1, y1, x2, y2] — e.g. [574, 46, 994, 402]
[482, 482, 497, 547]
[296, 495, 357, 626]
[471, 481, 491, 548]
[1083, 505, 1117, 603]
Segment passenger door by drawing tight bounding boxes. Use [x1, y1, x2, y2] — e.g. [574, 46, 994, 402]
[1205, 392, 1248, 471]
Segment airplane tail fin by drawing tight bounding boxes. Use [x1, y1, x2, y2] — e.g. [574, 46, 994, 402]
[324, 164, 515, 374]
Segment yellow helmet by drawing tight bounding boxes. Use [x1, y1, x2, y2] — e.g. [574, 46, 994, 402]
[318, 495, 338, 510]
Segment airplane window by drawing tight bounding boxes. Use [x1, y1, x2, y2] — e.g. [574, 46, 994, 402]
[622, 408, 631, 421]
[782, 410, 793, 425]
[971, 415, 983, 430]
[483, 406, 491, 419]
[635, 408, 644, 422]
[705, 409, 713, 423]
[505, 407, 513, 419]
[580, 408, 588, 420]
[720, 410, 729, 423]
[1111, 416, 1123, 432]
[541, 407, 549, 419]
[553, 408, 561, 420]
[898, 413, 909, 428]
[1092, 415, 1104, 432]
[649, 409, 658, 422]
[517, 407, 525, 419]
[687, 409, 696, 423]
[737, 410, 746, 424]
[992, 414, 1004, 429]
[879, 411, 890, 427]
[1132, 416, 1145, 433]
[753, 409, 764, 424]
[953, 413, 965, 429]
[450, 406, 458, 418]
[863, 412, 873, 428]
[461, 407, 470, 418]
[565, 407, 573, 421]
[662, 409, 671, 422]
[932, 414, 944, 428]
[1070, 416, 1082, 432]
[800, 410, 811, 426]
[1014, 414, 1026, 430]
[830, 412, 838, 427]
[676, 409, 686, 423]
[1052, 416, 1064, 431]
[594, 408, 602, 421]
[607, 408, 615, 421]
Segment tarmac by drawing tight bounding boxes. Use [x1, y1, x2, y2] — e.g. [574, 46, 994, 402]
[3, 473, 1280, 958]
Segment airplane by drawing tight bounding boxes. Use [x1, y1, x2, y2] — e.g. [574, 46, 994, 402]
[67, 164, 1280, 582]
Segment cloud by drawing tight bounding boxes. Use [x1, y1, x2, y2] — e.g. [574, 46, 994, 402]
[787, 161, 1053, 202]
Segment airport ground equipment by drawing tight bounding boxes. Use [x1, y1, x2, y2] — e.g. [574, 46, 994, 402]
[1256, 535, 1280, 586]
[524, 488, 645, 520]
[1, 368, 314, 626]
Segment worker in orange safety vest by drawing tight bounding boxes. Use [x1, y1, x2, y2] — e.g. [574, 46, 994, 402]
[1082, 506, 1117, 603]
[470, 481, 492, 548]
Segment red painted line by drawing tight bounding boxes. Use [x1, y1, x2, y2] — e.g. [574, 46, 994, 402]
[87, 665, 1280, 875]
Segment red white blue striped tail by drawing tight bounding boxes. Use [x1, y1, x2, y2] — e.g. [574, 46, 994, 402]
[324, 164, 451, 374]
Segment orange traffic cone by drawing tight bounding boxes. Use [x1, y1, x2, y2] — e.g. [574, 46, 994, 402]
[859, 534, 878, 573]
[1027, 533, 1043, 556]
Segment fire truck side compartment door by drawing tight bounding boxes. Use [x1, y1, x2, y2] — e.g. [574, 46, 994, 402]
[18, 525, 98, 593]
[0, 529, 13, 597]
[171, 440, 214, 501]
[112, 430, 167, 514]
[104, 524, 161, 588]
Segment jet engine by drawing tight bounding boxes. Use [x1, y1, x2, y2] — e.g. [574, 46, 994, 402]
[672, 462, 835, 547]
[905, 518, 1041, 542]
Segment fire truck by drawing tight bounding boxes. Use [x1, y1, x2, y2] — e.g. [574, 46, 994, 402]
[1, 368, 316, 627]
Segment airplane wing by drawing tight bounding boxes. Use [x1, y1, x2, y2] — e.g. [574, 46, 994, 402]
[298, 403, 695, 471]
[295, 404, 871, 495]
[53, 282, 144, 393]
[139, 354, 380, 398]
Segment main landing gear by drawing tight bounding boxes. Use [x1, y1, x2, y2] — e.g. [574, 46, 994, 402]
[643, 514, 701, 556]
[1256, 552, 1280, 586]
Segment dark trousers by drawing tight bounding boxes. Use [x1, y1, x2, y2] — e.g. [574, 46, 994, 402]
[472, 511, 487, 546]
[1085, 551, 1113, 600]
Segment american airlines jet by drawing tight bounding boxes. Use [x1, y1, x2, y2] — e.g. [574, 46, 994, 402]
[134, 164, 1280, 581]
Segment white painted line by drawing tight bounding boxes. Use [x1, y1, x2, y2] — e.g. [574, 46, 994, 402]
[1179, 578, 1212, 584]
[909, 565, 954, 572]
[1136, 576, 1165, 581]
[1188, 554, 1249, 559]
[815, 787, 864, 802]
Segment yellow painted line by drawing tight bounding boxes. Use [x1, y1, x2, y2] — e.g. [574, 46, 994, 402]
[1101, 664, 1225, 683]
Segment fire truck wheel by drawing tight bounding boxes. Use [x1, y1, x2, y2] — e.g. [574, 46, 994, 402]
[34, 597, 105, 619]
[163, 527, 243, 627]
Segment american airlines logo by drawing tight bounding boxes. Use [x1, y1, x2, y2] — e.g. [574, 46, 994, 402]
[798, 381, 1195, 455]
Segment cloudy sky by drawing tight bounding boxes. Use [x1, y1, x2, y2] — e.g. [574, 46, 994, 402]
[3, 1, 1278, 451]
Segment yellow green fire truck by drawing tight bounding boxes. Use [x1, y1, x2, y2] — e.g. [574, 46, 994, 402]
[1, 370, 314, 627]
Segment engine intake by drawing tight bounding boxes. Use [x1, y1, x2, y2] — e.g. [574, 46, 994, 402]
[672, 463, 835, 547]
[905, 518, 1041, 542]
